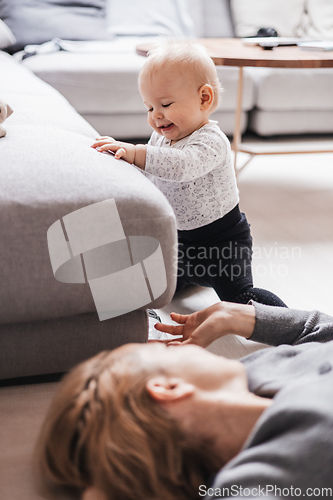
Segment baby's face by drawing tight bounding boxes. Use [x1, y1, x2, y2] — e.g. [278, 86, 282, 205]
[139, 71, 209, 143]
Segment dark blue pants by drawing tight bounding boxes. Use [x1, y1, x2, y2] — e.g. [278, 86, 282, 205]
[177, 205, 287, 307]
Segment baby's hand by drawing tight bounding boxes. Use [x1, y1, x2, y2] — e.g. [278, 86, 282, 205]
[91, 136, 136, 164]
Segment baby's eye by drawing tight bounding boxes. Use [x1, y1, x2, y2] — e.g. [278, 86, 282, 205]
[162, 103, 172, 108]
[147, 108, 153, 113]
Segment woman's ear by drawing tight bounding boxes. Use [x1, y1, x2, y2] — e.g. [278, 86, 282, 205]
[146, 376, 195, 403]
[199, 84, 214, 110]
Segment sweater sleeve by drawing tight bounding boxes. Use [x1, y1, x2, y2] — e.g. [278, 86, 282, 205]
[204, 370, 333, 499]
[250, 301, 333, 346]
[145, 131, 228, 183]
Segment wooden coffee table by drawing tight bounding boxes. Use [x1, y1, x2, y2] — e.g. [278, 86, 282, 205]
[137, 39, 333, 172]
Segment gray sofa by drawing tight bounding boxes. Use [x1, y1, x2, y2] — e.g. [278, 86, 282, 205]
[1, 0, 332, 379]
[0, 50, 177, 380]
[2, 0, 332, 139]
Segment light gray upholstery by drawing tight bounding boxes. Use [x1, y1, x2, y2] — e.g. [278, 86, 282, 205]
[0, 0, 113, 54]
[0, 51, 177, 379]
[0, 310, 148, 380]
[10, 0, 333, 138]
[249, 109, 333, 136]
[247, 67, 333, 135]
[21, 39, 255, 138]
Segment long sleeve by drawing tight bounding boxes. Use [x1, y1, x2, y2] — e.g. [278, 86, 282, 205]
[250, 302, 333, 346]
[205, 372, 333, 498]
[205, 346, 333, 499]
[145, 126, 228, 182]
[202, 305, 333, 499]
[143, 122, 239, 230]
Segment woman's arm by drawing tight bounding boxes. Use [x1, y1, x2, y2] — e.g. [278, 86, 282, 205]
[250, 302, 333, 346]
[155, 301, 333, 348]
[205, 374, 333, 499]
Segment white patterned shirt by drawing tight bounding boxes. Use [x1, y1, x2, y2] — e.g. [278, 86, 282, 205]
[143, 120, 239, 230]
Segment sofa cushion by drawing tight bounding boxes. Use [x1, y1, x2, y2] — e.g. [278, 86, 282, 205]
[249, 68, 333, 111]
[203, 0, 235, 37]
[0, 52, 96, 135]
[21, 43, 149, 114]
[0, 0, 112, 55]
[304, 0, 333, 39]
[0, 19, 16, 49]
[230, 0, 306, 37]
[249, 109, 333, 136]
[106, 0, 203, 37]
[21, 38, 255, 119]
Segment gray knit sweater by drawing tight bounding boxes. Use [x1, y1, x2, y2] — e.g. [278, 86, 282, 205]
[203, 302, 333, 500]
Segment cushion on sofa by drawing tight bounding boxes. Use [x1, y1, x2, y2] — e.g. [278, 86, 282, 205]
[106, 0, 203, 37]
[249, 68, 333, 111]
[203, 0, 235, 37]
[21, 37, 255, 114]
[0, 19, 16, 49]
[230, 0, 306, 37]
[304, 0, 333, 39]
[249, 109, 333, 136]
[0, 0, 113, 55]
[20, 42, 150, 115]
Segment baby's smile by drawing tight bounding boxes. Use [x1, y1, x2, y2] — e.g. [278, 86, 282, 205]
[158, 122, 174, 133]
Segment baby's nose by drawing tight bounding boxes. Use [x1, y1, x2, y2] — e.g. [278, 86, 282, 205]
[152, 108, 163, 119]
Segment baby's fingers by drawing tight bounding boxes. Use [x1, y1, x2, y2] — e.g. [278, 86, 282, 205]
[95, 136, 115, 142]
[94, 143, 119, 153]
[114, 147, 126, 160]
[91, 137, 116, 148]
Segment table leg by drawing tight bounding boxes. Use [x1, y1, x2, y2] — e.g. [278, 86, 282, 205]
[232, 66, 244, 172]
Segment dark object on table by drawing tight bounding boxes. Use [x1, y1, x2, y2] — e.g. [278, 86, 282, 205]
[257, 27, 278, 37]
[256, 28, 279, 50]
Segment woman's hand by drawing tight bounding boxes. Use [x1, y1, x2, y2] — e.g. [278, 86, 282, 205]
[154, 302, 256, 348]
[91, 137, 147, 169]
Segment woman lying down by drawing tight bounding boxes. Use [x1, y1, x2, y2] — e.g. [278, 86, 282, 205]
[35, 301, 333, 500]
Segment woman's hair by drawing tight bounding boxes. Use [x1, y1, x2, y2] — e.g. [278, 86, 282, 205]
[138, 39, 223, 112]
[35, 346, 221, 500]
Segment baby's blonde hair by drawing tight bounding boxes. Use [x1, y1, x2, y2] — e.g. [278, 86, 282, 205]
[139, 39, 222, 113]
[35, 346, 220, 500]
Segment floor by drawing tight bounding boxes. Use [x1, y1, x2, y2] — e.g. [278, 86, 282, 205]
[1, 149, 333, 500]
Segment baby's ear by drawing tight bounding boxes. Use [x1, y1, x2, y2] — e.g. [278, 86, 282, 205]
[199, 84, 214, 110]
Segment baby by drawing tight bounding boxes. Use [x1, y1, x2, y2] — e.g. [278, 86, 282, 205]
[92, 40, 286, 307]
